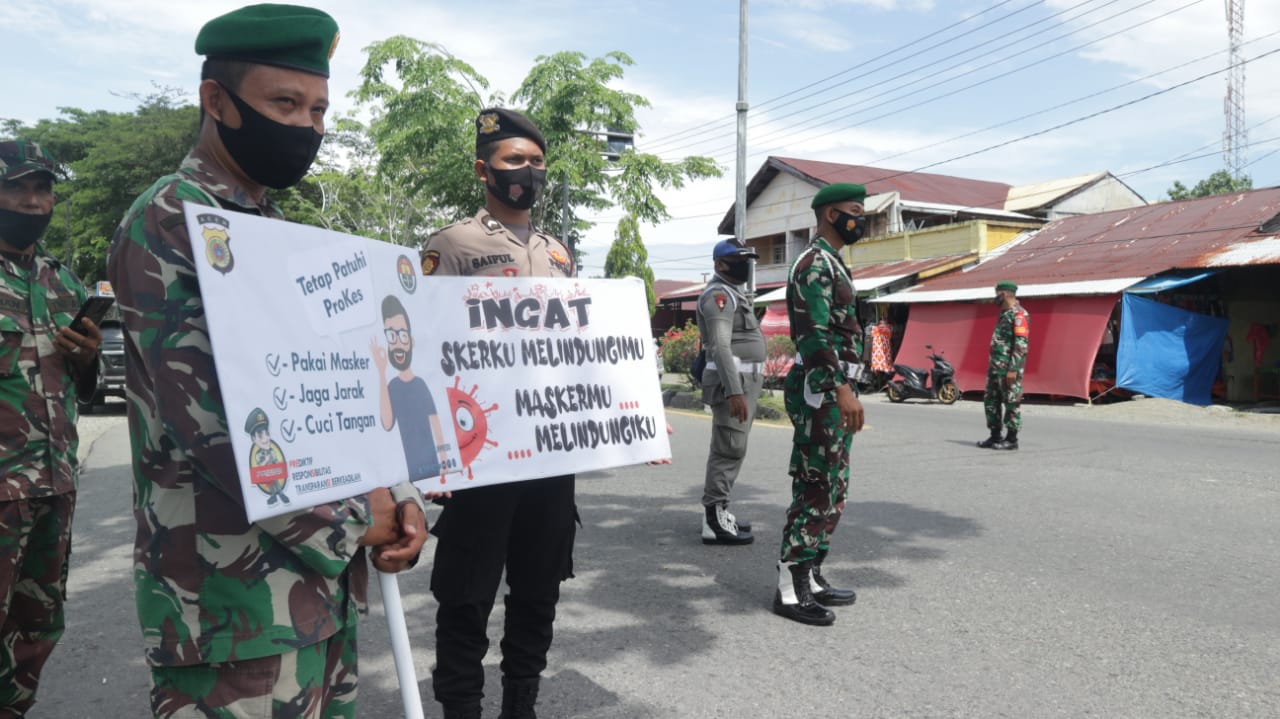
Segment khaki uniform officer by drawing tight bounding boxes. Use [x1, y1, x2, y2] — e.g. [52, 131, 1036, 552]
[420, 107, 576, 719]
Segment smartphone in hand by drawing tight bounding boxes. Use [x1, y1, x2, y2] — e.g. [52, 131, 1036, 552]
[70, 296, 114, 334]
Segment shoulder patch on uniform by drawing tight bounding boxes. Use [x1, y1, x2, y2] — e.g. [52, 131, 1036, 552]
[712, 290, 728, 311]
[1013, 311, 1029, 337]
[421, 250, 441, 276]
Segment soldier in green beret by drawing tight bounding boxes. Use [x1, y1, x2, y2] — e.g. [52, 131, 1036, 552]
[106, 5, 427, 716]
[772, 182, 868, 627]
[978, 281, 1030, 450]
[0, 140, 102, 716]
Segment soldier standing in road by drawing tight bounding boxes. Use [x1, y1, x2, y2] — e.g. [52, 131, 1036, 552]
[420, 108, 576, 719]
[106, 6, 426, 716]
[697, 239, 765, 545]
[773, 183, 867, 627]
[978, 281, 1030, 450]
[0, 140, 102, 716]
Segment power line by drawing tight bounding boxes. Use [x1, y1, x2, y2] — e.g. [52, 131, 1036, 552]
[657, 0, 1134, 157]
[670, 0, 1198, 162]
[594, 44, 1280, 228]
[643, 0, 1045, 153]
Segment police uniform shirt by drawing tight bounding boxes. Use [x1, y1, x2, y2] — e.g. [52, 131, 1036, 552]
[422, 209, 576, 279]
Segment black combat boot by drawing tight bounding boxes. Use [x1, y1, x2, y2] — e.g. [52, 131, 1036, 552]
[810, 549, 856, 606]
[772, 561, 835, 626]
[994, 429, 1018, 450]
[702, 504, 754, 545]
[977, 431, 1002, 449]
[498, 676, 539, 719]
[443, 703, 482, 719]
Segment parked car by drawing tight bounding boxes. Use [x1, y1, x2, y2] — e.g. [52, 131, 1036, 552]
[81, 319, 125, 412]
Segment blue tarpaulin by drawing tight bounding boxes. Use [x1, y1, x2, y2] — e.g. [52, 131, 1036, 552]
[1117, 294, 1228, 406]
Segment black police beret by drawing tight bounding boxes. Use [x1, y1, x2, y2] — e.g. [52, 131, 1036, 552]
[475, 108, 546, 153]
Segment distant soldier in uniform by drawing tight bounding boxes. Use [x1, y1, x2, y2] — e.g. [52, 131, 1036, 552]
[696, 239, 765, 545]
[773, 183, 867, 627]
[978, 280, 1030, 450]
[420, 107, 576, 719]
[0, 140, 102, 716]
[106, 6, 426, 716]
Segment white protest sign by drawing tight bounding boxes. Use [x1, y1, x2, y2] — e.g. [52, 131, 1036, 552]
[187, 203, 669, 522]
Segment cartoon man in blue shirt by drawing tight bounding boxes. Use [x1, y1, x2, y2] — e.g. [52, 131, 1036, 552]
[373, 295, 447, 480]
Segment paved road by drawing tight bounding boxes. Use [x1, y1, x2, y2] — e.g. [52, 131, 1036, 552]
[33, 396, 1280, 718]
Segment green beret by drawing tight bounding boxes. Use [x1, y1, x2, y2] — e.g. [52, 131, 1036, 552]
[244, 407, 270, 434]
[0, 141, 60, 181]
[995, 281, 1018, 293]
[196, 4, 340, 78]
[476, 108, 547, 154]
[810, 183, 867, 209]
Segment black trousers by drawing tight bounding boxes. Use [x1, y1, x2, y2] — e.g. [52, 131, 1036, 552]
[429, 474, 577, 708]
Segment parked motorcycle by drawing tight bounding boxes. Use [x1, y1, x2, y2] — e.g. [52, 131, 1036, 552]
[884, 345, 959, 404]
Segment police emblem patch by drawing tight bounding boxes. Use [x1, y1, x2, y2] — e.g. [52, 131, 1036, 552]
[713, 291, 728, 310]
[421, 250, 441, 276]
[197, 213, 234, 275]
[478, 112, 500, 136]
[397, 255, 417, 293]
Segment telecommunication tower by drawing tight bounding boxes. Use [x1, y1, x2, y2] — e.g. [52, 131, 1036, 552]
[1224, 0, 1246, 178]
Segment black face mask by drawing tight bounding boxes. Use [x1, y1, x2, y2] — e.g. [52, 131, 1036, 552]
[831, 211, 867, 245]
[721, 260, 751, 284]
[215, 85, 323, 189]
[0, 208, 52, 251]
[485, 164, 547, 210]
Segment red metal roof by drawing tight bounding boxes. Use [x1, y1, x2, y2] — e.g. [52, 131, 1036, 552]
[717, 156, 1013, 234]
[848, 253, 976, 281]
[908, 188, 1280, 293]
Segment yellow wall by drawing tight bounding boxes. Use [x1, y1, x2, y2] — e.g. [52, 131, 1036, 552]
[844, 219, 1040, 267]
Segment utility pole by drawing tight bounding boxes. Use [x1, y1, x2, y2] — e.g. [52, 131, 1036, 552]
[1224, 0, 1247, 178]
[736, 0, 753, 295]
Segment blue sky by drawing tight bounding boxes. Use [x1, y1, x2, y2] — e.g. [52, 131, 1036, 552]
[4, 0, 1279, 280]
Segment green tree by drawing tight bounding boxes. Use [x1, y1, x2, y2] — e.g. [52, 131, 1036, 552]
[351, 36, 491, 229]
[3, 88, 198, 283]
[352, 39, 720, 254]
[289, 116, 436, 246]
[1166, 170, 1253, 200]
[604, 215, 657, 316]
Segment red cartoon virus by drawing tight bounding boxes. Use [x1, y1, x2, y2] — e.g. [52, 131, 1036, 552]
[447, 376, 499, 479]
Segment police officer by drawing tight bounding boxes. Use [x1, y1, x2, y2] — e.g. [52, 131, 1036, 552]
[978, 280, 1030, 450]
[106, 6, 426, 715]
[421, 108, 576, 719]
[773, 183, 867, 627]
[0, 140, 102, 716]
[697, 239, 765, 545]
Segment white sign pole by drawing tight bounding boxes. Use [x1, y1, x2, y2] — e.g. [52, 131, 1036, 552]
[377, 571, 425, 719]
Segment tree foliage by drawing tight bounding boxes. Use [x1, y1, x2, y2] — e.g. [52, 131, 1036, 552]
[3, 41, 720, 283]
[604, 215, 657, 316]
[1166, 170, 1253, 201]
[353, 40, 721, 254]
[3, 88, 198, 282]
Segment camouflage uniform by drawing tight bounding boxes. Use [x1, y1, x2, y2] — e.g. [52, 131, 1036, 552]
[421, 211, 578, 713]
[780, 237, 862, 564]
[0, 244, 93, 715]
[984, 303, 1030, 434]
[107, 147, 417, 716]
